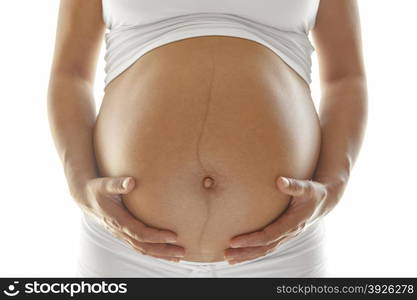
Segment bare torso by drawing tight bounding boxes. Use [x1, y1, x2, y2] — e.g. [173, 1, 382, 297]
[93, 36, 321, 262]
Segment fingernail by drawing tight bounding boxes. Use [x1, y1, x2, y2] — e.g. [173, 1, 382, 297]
[166, 236, 177, 243]
[174, 252, 185, 257]
[230, 241, 243, 248]
[224, 255, 235, 260]
[122, 178, 130, 189]
[281, 177, 289, 187]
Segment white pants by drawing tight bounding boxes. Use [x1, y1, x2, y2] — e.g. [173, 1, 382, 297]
[76, 212, 328, 277]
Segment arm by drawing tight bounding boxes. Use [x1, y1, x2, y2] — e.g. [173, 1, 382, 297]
[311, 0, 368, 211]
[224, 0, 368, 263]
[47, 0, 104, 204]
[47, 0, 185, 261]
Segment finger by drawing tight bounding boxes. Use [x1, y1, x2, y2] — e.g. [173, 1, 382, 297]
[229, 229, 272, 248]
[130, 240, 186, 258]
[103, 207, 178, 243]
[224, 240, 279, 262]
[260, 209, 303, 243]
[229, 211, 299, 248]
[104, 224, 130, 243]
[228, 231, 303, 264]
[147, 255, 181, 263]
[277, 176, 313, 197]
[118, 212, 178, 244]
[93, 176, 136, 195]
[106, 227, 185, 259]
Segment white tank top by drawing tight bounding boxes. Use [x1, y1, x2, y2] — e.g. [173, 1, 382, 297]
[101, 0, 320, 89]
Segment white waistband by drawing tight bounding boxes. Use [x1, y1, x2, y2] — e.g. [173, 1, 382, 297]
[80, 211, 325, 271]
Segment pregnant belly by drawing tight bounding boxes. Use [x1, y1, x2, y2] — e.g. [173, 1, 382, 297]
[93, 36, 321, 262]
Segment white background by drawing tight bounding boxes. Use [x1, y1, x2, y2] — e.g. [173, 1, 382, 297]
[0, 0, 416, 277]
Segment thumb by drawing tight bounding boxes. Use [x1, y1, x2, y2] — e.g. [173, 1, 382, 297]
[276, 176, 306, 197]
[97, 176, 136, 195]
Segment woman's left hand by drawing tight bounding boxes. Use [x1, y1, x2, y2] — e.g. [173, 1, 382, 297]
[224, 176, 345, 264]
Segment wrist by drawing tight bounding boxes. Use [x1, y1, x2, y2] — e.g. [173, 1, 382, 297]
[63, 156, 99, 191]
[314, 174, 349, 217]
[67, 174, 96, 208]
[314, 172, 349, 190]
[65, 166, 98, 196]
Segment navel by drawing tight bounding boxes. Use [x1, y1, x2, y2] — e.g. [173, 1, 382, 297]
[202, 176, 215, 189]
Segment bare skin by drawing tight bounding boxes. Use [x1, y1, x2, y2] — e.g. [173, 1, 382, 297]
[47, 0, 367, 264]
[93, 35, 321, 262]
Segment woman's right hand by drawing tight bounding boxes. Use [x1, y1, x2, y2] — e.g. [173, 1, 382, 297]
[72, 176, 185, 262]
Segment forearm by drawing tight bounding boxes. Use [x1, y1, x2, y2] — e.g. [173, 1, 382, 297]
[47, 74, 99, 199]
[313, 75, 368, 197]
